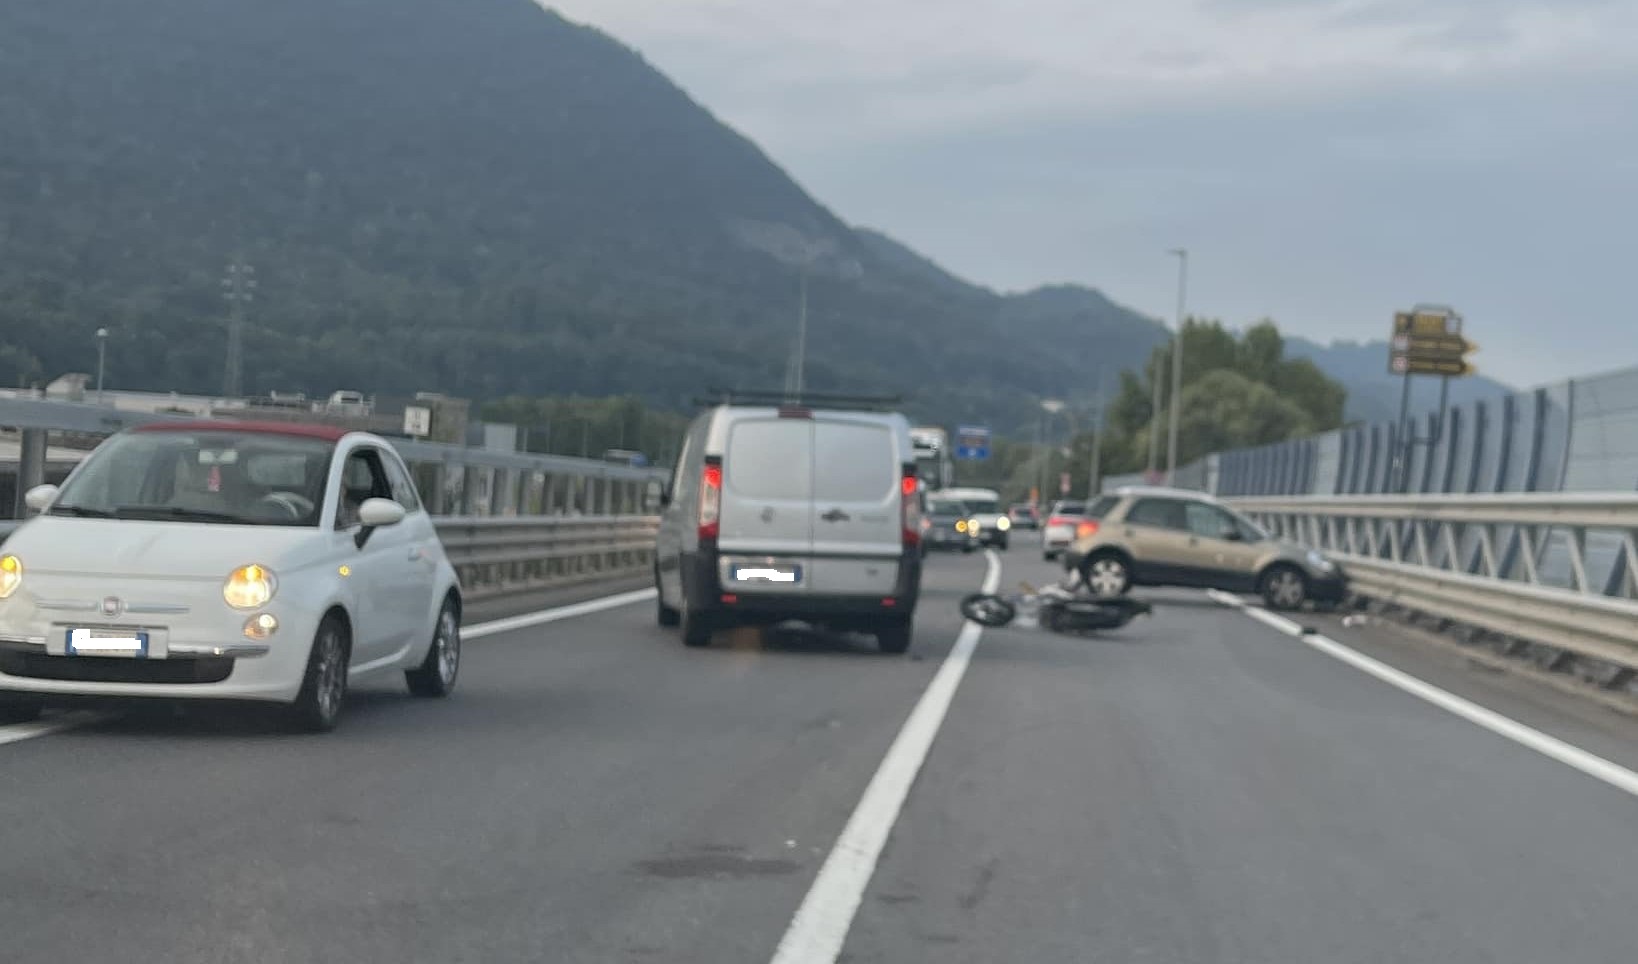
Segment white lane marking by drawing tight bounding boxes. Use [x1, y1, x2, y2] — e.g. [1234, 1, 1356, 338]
[1206, 590, 1638, 799]
[0, 711, 107, 747]
[0, 587, 659, 749]
[464, 588, 657, 640]
[769, 549, 1003, 964]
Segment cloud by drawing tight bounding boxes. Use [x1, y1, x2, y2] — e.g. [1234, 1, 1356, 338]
[543, 1, 1638, 384]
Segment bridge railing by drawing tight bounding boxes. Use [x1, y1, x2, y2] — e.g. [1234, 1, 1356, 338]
[1231, 494, 1638, 681]
[434, 515, 658, 600]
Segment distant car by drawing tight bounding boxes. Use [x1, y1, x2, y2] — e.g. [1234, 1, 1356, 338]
[1061, 487, 1346, 610]
[1007, 504, 1040, 531]
[921, 498, 979, 554]
[0, 422, 463, 731]
[940, 487, 1009, 549]
[1041, 497, 1114, 560]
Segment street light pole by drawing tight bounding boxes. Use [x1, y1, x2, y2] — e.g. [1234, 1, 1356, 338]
[791, 259, 810, 398]
[1040, 398, 1065, 505]
[1088, 369, 1106, 500]
[1166, 248, 1189, 484]
[95, 328, 109, 404]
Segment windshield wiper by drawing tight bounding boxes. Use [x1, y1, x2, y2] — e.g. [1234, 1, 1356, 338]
[112, 505, 252, 524]
[48, 503, 116, 518]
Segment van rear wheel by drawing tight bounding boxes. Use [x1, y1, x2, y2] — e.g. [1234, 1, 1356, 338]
[680, 602, 713, 648]
[876, 616, 913, 654]
[655, 568, 681, 627]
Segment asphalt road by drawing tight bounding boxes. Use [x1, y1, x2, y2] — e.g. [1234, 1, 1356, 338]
[2, 550, 1636, 963]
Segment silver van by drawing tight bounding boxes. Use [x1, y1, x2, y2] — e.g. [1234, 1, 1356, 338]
[654, 398, 923, 652]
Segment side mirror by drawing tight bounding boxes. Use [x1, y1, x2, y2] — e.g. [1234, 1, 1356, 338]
[359, 498, 406, 528]
[24, 484, 60, 512]
[354, 498, 406, 548]
[1222, 528, 1244, 542]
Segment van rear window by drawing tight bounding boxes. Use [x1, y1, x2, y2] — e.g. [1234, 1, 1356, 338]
[813, 422, 895, 503]
[726, 420, 812, 500]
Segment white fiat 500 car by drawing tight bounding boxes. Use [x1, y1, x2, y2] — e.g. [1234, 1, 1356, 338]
[0, 421, 463, 732]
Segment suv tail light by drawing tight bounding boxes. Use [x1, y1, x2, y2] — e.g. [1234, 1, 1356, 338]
[1075, 520, 1100, 539]
[699, 458, 723, 546]
[901, 469, 921, 550]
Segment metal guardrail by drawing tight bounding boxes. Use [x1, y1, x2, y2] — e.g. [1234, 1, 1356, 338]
[435, 515, 659, 600]
[1231, 494, 1638, 679]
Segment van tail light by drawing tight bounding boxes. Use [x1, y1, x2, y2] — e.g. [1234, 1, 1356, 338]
[1075, 520, 1100, 539]
[901, 469, 921, 550]
[699, 458, 723, 546]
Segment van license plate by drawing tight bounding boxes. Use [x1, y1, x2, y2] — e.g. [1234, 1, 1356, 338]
[67, 628, 149, 658]
[734, 565, 803, 585]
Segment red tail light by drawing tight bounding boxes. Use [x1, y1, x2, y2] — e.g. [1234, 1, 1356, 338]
[1048, 516, 1069, 528]
[901, 469, 921, 550]
[1075, 520, 1099, 539]
[699, 459, 723, 545]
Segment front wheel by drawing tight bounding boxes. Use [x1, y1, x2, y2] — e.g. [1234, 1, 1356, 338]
[406, 597, 461, 698]
[1081, 554, 1132, 598]
[287, 615, 349, 733]
[960, 593, 1017, 627]
[1261, 566, 1309, 611]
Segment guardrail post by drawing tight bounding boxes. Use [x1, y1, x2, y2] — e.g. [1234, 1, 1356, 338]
[12, 428, 46, 518]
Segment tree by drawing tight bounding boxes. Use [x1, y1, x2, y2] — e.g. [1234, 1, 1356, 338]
[1088, 317, 1346, 477]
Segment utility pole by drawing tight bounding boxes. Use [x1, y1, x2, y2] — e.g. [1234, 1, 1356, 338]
[790, 259, 810, 399]
[221, 259, 256, 398]
[1166, 248, 1189, 484]
[1145, 348, 1164, 477]
[1087, 369, 1106, 500]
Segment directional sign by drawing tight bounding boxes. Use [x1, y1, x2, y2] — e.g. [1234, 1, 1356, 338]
[1389, 306, 1476, 378]
[955, 424, 991, 460]
[1391, 355, 1475, 377]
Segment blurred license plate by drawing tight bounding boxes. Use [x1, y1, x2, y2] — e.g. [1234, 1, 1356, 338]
[67, 628, 149, 658]
[734, 565, 802, 585]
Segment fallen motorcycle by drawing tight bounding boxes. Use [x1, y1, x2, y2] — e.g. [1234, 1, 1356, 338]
[959, 582, 1152, 634]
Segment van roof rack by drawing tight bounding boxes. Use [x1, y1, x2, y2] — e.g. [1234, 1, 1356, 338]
[694, 389, 906, 411]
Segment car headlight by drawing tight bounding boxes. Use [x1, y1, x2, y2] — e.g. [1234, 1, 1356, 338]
[995, 516, 1011, 531]
[955, 520, 968, 533]
[0, 555, 21, 599]
[969, 518, 981, 533]
[1306, 550, 1336, 573]
[223, 564, 278, 609]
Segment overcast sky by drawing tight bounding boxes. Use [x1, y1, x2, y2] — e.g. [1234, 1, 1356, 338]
[547, 0, 1638, 386]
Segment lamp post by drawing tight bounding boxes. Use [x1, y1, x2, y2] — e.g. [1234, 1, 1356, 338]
[1040, 398, 1065, 504]
[95, 328, 109, 404]
[1166, 248, 1189, 483]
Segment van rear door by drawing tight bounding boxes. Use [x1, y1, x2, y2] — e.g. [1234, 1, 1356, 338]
[719, 414, 814, 594]
[808, 416, 903, 595]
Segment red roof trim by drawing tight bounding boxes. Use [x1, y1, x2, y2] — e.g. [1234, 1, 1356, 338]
[132, 420, 352, 443]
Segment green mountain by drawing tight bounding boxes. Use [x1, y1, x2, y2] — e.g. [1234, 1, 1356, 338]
[0, 0, 1167, 434]
[1284, 338, 1513, 424]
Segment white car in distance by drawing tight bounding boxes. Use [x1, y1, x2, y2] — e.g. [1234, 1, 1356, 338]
[0, 422, 462, 732]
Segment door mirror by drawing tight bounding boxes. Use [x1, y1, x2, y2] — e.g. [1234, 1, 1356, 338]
[1221, 527, 1244, 542]
[24, 484, 60, 512]
[359, 498, 407, 528]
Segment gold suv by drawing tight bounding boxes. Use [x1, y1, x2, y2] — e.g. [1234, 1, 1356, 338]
[1061, 488, 1346, 610]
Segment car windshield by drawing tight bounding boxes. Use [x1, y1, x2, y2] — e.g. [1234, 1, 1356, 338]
[965, 499, 1000, 513]
[1052, 502, 1086, 517]
[51, 431, 335, 527]
[928, 500, 969, 518]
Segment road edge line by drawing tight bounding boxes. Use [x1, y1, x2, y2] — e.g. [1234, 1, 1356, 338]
[1206, 590, 1638, 799]
[464, 588, 657, 640]
[768, 549, 1002, 964]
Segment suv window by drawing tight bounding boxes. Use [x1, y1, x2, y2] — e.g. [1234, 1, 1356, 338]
[1125, 497, 1187, 531]
[1085, 495, 1120, 518]
[336, 448, 394, 528]
[1184, 502, 1240, 540]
